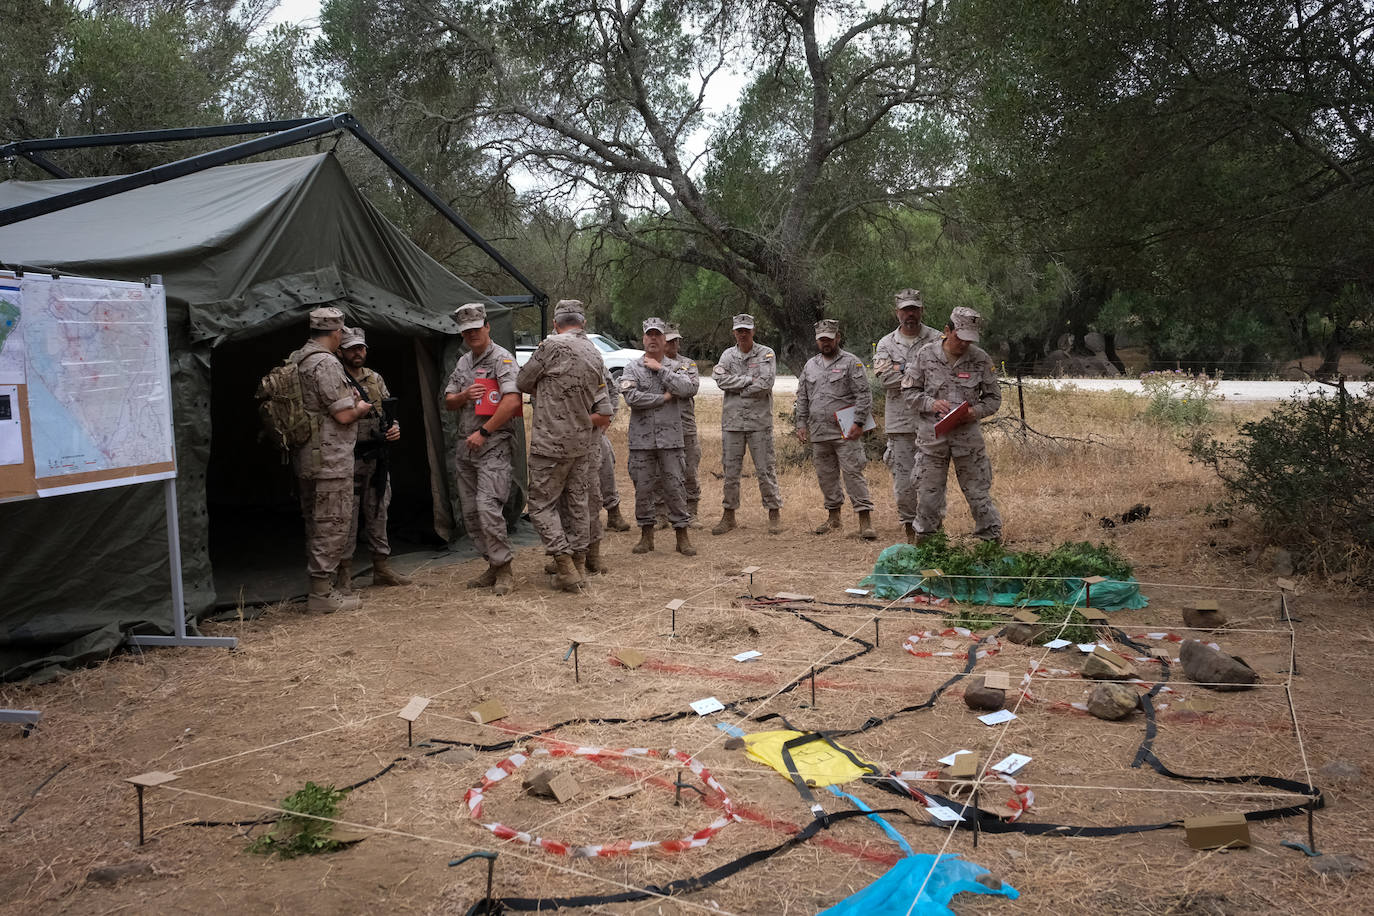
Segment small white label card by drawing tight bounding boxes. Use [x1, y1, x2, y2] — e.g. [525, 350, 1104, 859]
[690, 696, 725, 716]
[1043, 638, 1071, 649]
[926, 804, 966, 824]
[732, 650, 763, 662]
[845, 588, 869, 596]
[991, 753, 1032, 775]
[937, 749, 974, 766]
[978, 709, 1018, 726]
[1077, 643, 1098, 653]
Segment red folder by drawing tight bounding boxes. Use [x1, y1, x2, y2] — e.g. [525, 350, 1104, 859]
[934, 400, 970, 437]
[473, 378, 500, 416]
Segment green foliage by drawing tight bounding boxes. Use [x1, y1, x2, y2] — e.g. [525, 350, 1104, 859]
[891, 532, 1134, 603]
[1191, 392, 1374, 561]
[1033, 604, 1095, 646]
[248, 782, 350, 859]
[1139, 370, 1223, 429]
[942, 608, 1007, 632]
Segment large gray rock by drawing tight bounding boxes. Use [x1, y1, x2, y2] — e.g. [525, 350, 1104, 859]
[1082, 650, 1137, 680]
[1087, 682, 1139, 720]
[1002, 623, 1040, 645]
[1182, 606, 1227, 630]
[1310, 854, 1367, 878]
[1317, 760, 1362, 784]
[1179, 640, 1259, 690]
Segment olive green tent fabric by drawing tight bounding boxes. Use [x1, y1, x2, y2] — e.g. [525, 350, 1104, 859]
[0, 153, 528, 679]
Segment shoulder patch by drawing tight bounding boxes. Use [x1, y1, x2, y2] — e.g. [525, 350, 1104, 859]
[763, 353, 774, 360]
[500, 358, 512, 364]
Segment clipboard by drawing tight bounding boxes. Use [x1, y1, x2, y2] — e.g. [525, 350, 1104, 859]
[934, 401, 970, 437]
[834, 405, 876, 438]
[473, 378, 501, 416]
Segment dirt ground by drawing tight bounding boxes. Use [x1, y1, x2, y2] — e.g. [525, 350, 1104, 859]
[2, 386, 1372, 915]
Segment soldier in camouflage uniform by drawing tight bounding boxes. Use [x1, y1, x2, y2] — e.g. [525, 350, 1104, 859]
[710, 314, 783, 535]
[873, 288, 942, 544]
[794, 319, 877, 539]
[654, 323, 701, 529]
[339, 327, 410, 592]
[901, 306, 1003, 542]
[292, 307, 374, 613]
[444, 304, 524, 596]
[516, 299, 614, 591]
[621, 317, 700, 556]
[600, 430, 631, 532]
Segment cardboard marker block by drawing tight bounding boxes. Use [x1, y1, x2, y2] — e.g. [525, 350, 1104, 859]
[664, 599, 686, 612]
[470, 699, 508, 724]
[983, 671, 1012, 690]
[946, 754, 978, 779]
[1091, 645, 1132, 673]
[397, 696, 430, 722]
[1275, 577, 1296, 592]
[126, 771, 179, 788]
[1081, 608, 1109, 623]
[740, 566, 762, 576]
[1082, 575, 1107, 585]
[615, 648, 645, 669]
[547, 773, 580, 803]
[775, 591, 814, 602]
[1012, 609, 1040, 624]
[1184, 813, 1250, 849]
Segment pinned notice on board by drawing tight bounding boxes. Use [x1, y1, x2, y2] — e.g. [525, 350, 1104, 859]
[470, 699, 508, 724]
[397, 696, 430, 722]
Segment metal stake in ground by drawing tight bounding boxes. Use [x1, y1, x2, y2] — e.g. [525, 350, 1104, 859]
[449, 851, 498, 913]
[662, 599, 684, 639]
[874, 616, 880, 647]
[564, 641, 581, 683]
[125, 771, 178, 845]
[811, 667, 817, 707]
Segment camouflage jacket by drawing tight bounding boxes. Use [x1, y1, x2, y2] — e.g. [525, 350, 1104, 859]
[711, 343, 776, 431]
[620, 355, 699, 449]
[901, 339, 1002, 449]
[516, 331, 612, 458]
[292, 340, 358, 480]
[794, 349, 871, 442]
[444, 341, 520, 444]
[873, 325, 940, 434]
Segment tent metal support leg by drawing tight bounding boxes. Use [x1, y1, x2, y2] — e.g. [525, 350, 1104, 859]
[127, 479, 236, 651]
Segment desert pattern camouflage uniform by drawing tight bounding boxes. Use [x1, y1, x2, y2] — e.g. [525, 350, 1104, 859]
[901, 340, 1003, 538]
[564, 345, 618, 541]
[873, 324, 940, 523]
[347, 366, 393, 557]
[712, 344, 781, 510]
[517, 332, 612, 555]
[654, 353, 701, 512]
[622, 354, 699, 527]
[444, 341, 520, 566]
[292, 340, 359, 577]
[794, 348, 874, 511]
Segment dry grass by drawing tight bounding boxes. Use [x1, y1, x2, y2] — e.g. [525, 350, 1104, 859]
[1, 389, 1371, 915]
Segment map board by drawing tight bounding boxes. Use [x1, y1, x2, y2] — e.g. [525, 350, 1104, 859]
[0, 274, 176, 502]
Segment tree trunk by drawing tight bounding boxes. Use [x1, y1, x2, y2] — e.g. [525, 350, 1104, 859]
[1315, 323, 1349, 377]
[1103, 332, 1127, 375]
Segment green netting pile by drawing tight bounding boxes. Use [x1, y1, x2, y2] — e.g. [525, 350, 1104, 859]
[859, 534, 1149, 610]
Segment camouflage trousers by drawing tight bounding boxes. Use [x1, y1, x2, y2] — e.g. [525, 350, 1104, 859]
[563, 438, 604, 542]
[528, 451, 594, 555]
[455, 437, 514, 567]
[885, 433, 919, 524]
[348, 458, 392, 557]
[721, 429, 782, 510]
[812, 437, 873, 511]
[630, 447, 689, 528]
[911, 440, 1002, 539]
[298, 475, 354, 578]
[598, 432, 620, 510]
[654, 431, 700, 513]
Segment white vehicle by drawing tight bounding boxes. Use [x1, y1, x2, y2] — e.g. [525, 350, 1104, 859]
[513, 333, 644, 379]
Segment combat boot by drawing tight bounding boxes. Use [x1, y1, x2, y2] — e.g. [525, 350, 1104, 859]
[492, 562, 514, 596]
[572, 551, 590, 585]
[687, 499, 702, 529]
[768, 508, 783, 534]
[335, 560, 354, 595]
[543, 557, 559, 574]
[655, 511, 670, 530]
[605, 505, 632, 532]
[632, 525, 655, 554]
[675, 527, 697, 557]
[711, 509, 736, 536]
[857, 511, 877, 541]
[585, 539, 609, 575]
[468, 564, 499, 589]
[553, 553, 583, 592]
[903, 522, 916, 545]
[813, 508, 842, 535]
[372, 553, 411, 587]
[308, 576, 359, 613]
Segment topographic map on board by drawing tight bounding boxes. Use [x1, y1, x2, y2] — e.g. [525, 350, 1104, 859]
[22, 276, 175, 483]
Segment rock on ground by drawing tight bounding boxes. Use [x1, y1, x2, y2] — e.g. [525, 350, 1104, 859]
[1087, 682, 1140, 720]
[1310, 854, 1367, 878]
[1179, 639, 1259, 690]
[1082, 652, 1137, 680]
[963, 683, 1006, 711]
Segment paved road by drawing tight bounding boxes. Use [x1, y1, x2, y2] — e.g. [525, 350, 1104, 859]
[695, 376, 1370, 402]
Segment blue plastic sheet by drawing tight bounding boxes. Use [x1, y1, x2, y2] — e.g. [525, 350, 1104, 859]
[818, 853, 1018, 916]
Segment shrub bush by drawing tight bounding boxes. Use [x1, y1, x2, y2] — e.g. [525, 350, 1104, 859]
[1190, 390, 1374, 564]
[1140, 370, 1223, 428]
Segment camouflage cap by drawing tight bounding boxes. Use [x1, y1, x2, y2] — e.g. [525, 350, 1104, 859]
[894, 288, 923, 310]
[309, 306, 346, 331]
[950, 305, 983, 342]
[814, 318, 840, 339]
[642, 316, 667, 334]
[554, 299, 586, 322]
[664, 322, 682, 341]
[340, 326, 367, 348]
[732, 313, 755, 330]
[453, 302, 488, 333]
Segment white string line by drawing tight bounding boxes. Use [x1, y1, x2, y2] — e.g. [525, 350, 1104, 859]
[742, 606, 1296, 635]
[904, 595, 1086, 915]
[1280, 592, 1318, 795]
[868, 572, 1281, 594]
[170, 574, 750, 776]
[147, 784, 740, 916]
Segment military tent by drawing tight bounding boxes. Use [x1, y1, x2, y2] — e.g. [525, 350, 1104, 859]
[0, 152, 528, 679]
